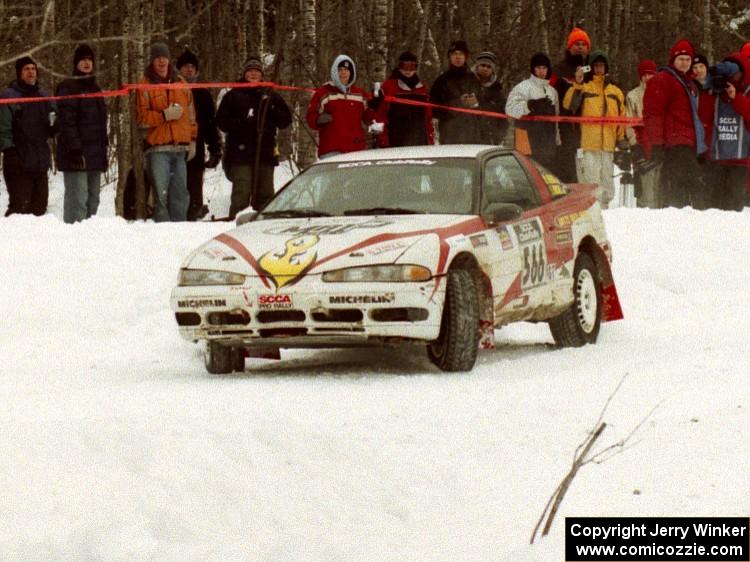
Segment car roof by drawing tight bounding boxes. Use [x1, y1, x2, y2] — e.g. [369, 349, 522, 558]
[317, 145, 512, 163]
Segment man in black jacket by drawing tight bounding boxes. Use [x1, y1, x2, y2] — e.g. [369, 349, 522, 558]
[176, 49, 222, 221]
[473, 51, 508, 145]
[216, 57, 292, 219]
[0, 56, 57, 216]
[430, 40, 483, 144]
[55, 44, 108, 223]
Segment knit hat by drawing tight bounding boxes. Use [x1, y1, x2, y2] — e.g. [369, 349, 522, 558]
[243, 56, 264, 74]
[740, 42, 750, 59]
[637, 59, 657, 78]
[73, 44, 95, 67]
[398, 51, 418, 63]
[337, 59, 353, 72]
[475, 51, 498, 73]
[589, 49, 609, 74]
[566, 27, 591, 51]
[15, 56, 36, 80]
[176, 49, 199, 70]
[669, 39, 694, 64]
[448, 40, 469, 56]
[692, 54, 708, 69]
[529, 52, 551, 77]
[149, 42, 170, 62]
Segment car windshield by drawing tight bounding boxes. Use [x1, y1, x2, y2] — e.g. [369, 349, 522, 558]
[261, 158, 475, 217]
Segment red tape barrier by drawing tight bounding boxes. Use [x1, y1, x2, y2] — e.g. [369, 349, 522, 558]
[0, 80, 643, 126]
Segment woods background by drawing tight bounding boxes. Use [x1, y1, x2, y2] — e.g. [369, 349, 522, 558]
[0, 0, 748, 215]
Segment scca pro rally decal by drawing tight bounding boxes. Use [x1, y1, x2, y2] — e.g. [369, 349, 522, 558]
[258, 294, 293, 309]
[513, 218, 547, 288]
[258, 234, 320, 289]
[263, 218, 392, 236]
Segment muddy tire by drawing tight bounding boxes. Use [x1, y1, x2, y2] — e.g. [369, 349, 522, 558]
[548, 253, 602, 347]
[205, 342, 236, 374]
[428, 268, 480, 372]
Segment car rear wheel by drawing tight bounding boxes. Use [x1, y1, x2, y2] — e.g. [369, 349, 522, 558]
[427, 268, 480, 372]
[548, 253, 602, 347]
[205, 342, 244, 374]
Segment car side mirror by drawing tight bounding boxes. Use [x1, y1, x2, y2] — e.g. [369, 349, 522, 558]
[235, 211, 257, 226]
[483, 202, 523, 223]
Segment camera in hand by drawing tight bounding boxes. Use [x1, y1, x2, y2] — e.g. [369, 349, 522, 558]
[708, 61, 739, 93]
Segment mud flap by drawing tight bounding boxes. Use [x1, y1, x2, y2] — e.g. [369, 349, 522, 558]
[246, 347, 281, 360]
[479, 319, 495, 349]
[601, 282, 624, 322]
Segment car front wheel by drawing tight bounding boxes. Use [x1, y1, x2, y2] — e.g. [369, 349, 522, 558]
[205, 342, 244, 374]
[548, 253, 602, 347]
[427, 268, 480, 372]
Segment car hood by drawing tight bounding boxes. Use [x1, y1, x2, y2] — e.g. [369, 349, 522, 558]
[183, 214, 482, 281]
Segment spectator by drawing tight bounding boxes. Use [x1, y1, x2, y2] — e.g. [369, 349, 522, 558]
[692, 54, 710, 89]
[0, 56, 57, 216]
[429, 40, 483, 144]
[698, 53, 750, 211]
[55, 44, 108, 224]
[217, 57, 292, 219]
[563, 49, 626, 209]
[742, 42, 750, 60]
[176, 49, 222, 221]
[551, 27, 592, 182]
[625, 59, 660, 208]
[643, 39, 707, 208]
[136, 42, 197, 222]
[473, 51, 508, 145]
[506, 53, 559, 171]
[374, 51, 434, 147]
[306, 55, 377, 158]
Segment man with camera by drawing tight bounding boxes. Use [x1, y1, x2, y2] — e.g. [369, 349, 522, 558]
[698, 53, 750, 211]
[643, 40, 707, 208]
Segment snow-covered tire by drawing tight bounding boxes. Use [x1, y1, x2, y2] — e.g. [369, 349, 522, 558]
[548, 253, 602, 347]
[205, 342, 236, 374]
[427, 268, 480, 372]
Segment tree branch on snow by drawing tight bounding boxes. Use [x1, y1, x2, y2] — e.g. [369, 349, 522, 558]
[530, 374, 661, 544]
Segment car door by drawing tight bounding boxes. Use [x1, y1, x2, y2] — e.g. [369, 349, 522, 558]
[481, 154, 548, 319]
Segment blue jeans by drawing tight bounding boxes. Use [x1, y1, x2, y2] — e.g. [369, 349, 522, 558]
[146, 151, 188, 222]
[63, 171, 101, 223]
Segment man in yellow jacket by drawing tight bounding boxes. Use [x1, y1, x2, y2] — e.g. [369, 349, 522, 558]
[563, 50, 626, 209]
[136, 42, 197, 222]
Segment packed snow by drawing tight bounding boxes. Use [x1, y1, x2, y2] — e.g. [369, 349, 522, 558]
[1, 168, 748, 560]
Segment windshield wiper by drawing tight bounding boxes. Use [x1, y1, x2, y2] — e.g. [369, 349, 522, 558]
[260, 209, 332, 218]
[343, 207, 424, 216]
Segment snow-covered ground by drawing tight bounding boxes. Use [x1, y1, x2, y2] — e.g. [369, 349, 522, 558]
[1, 169, 748, 560]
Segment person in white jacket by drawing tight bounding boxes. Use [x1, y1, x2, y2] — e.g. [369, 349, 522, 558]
[506, 53, 560, 171]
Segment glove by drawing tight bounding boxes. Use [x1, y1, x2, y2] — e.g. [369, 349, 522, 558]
[527, 98, 554, 115]
[316, 112, 333, 126]
[186, 141, 197, 162]
[69, 149, 86, 170]
[368, 89, 384, 110]
[205, 151, 222, 169]
[163, 103, 183, 121]
[368, 121, 385, 134]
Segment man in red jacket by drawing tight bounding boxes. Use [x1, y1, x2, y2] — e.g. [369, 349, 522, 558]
[306, 55, 378, 158]
[643, 39, 708, 208]
[698, 53, 750, 211]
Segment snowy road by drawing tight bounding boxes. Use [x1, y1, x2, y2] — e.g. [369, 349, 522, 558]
[1, 188, 748, 559]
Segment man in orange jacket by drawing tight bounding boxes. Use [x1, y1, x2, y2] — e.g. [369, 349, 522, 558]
[136, 42, 197, 222]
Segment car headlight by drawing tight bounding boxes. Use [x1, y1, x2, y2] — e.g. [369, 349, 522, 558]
[178, 269, 246, 286]
[322, 264, 432, 283]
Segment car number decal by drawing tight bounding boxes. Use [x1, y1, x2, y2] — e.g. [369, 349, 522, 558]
[513, 218, 547, 289]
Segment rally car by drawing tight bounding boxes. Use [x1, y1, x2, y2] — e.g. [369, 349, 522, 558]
[171, 146, 622, 374]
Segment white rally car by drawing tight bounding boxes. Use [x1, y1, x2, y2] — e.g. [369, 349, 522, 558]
[171, 146, 622, 373]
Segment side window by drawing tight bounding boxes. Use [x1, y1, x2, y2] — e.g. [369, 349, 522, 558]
[482, 155, 541, 211]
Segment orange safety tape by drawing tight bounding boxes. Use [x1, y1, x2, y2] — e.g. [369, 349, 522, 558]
[0, 80, 644, 126]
